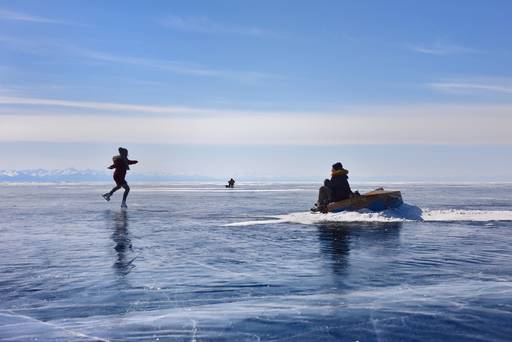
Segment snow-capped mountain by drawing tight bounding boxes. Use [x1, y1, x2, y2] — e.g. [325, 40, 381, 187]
[0, 169, 111, 181]
[0, 169, 216, 182]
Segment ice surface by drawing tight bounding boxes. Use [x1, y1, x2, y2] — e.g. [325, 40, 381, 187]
[1, 182, 512, 341]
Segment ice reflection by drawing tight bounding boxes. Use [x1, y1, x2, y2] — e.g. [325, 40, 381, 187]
[317, 222, 402, 276]
[109, 210, 135, 276]
[317, 224, 351, 275]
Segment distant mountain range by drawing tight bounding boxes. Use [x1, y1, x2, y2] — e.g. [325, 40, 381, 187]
[0, 169, 217, 182]
[1, 169, 509, 183]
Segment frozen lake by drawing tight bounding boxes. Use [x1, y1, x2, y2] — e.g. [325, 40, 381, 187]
[1, 182, 512, 341]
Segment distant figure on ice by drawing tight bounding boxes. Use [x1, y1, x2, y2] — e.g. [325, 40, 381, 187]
[312, 162, 353, 212]
[226, 178, 235, 188]
[102, 147, 138, 208]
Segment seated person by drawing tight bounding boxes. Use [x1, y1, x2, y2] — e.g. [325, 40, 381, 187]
[226, 178, 235, 188]
[313, 162, 353, 212]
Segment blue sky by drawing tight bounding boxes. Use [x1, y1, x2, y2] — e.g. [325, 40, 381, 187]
[1, 1, 511, 179]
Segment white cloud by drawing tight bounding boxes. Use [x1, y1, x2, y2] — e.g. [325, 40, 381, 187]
[1, 97, 511, 145]
[158, 15, 279, 38]
[0, 8, 62, 24]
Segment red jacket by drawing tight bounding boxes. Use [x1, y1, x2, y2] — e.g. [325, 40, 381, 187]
[109, 156, 137, 185]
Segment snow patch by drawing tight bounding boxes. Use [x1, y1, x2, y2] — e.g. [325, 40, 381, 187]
[226, 204, 512, 226]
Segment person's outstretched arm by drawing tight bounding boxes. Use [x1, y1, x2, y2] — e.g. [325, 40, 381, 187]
[109, 158, 123, 169]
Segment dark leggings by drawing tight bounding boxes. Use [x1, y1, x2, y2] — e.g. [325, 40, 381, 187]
[109, 183, 130, 202]
[317, 186, 333, 207]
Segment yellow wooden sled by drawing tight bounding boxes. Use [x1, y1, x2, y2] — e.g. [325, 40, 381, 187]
[326, 189, 403, 213]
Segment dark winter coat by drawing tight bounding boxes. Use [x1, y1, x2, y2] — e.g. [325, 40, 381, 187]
[325, 170, 352, 202]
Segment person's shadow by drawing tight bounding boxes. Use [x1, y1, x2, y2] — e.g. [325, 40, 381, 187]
[109, 210, 136, 276]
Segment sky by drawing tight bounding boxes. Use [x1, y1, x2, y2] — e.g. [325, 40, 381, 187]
[1, 0, 511, 180]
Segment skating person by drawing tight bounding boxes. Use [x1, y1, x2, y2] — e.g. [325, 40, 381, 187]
[102, 147, 138, 208]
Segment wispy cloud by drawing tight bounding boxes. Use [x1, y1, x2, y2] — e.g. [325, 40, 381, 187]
[77, 49, 283, 82]
[427, 79, 512, 95]
[0, 35, 59, 55]
[1, 111, 510, 145]
[0, 8, 62, 24]
[1, 97, 511, 145]
[0, 36, 283, 83]
[407, 42, 479, 55]
[0, 96, 204, 115]
[0, 87, 17, 96]
[158, 15, 280, 38]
